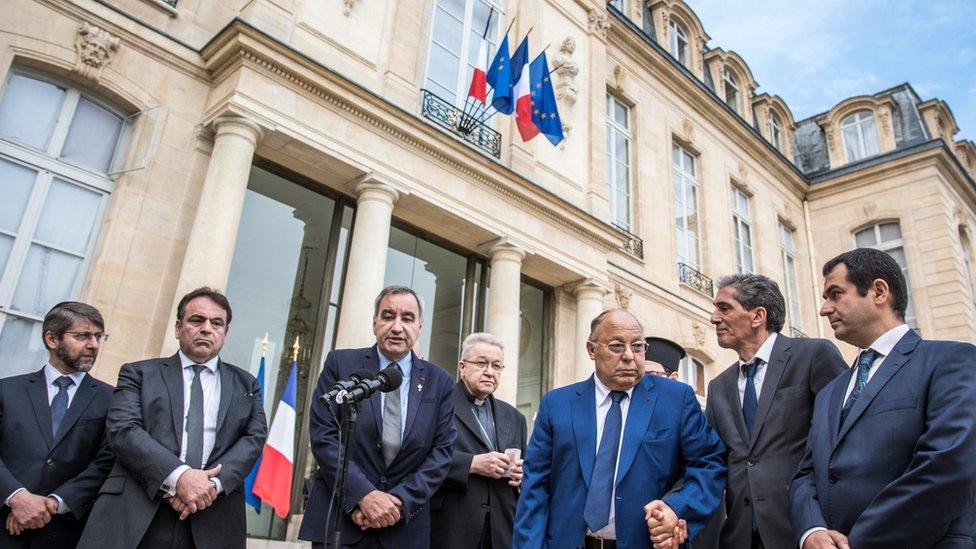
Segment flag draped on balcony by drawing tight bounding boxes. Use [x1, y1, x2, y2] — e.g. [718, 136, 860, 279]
[486, 34, 512, 113]
[468, 37, 489, 104]
[511, 38, 538, 142]
[529, 51, 564, 146]
[252, 357, 298, 519]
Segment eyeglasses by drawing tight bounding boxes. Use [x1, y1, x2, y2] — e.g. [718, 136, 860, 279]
[64, 331, 109, 343]
[461, 360, 505, 373]
[591, 341, 647, 355]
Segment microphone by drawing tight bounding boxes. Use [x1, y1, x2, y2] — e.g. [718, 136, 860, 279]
[337, 365, 403, 404]
[320, 369, 376, 404]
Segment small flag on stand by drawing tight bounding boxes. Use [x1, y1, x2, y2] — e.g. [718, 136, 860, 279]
[252, 338, 299, 519]
[529, 51, 564, 146]
[243, 335, 268, 513]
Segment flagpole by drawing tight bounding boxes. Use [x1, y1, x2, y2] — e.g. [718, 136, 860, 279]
[460, 8, 496, 131]
[467, 19, 527, 129]
[470, 25, 535, 129]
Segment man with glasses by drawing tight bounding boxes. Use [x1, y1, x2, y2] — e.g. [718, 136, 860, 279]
[0, 301, 114, 548]
[514, 309, 725, 549]
[430, 332, 527, 549]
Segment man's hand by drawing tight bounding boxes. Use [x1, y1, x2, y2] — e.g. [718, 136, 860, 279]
[507, 458, 525, 487]
[644, 500, 680, 545]
[351, 509, 371, 530]
[803, 530, 851, 549]
[653, 519, 688, 549]
[174, 464, 221, 516]
[357, 491, 401, 528]
[6, 491, 52, 534]
[470, 451, 512, 479]
[44, 497, 59, 515]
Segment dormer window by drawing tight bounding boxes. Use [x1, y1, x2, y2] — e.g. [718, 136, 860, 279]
[669, 20, 689, 67]
[841, 110, 880, 162]
[769, 112, 782, 150]
[723, 68, 740, 113]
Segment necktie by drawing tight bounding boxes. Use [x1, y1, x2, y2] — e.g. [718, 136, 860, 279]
[742, 360, 759, 437]
[50, 376, 75, 437]
[382, 363, 403, 466]
[584, 390, 626, 533]
[185, 365, 206, 469]
[474, 402, 496, 449]
[840, 349, 880, 428]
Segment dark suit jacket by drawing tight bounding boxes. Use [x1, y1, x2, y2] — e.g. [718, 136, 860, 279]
[702, 334, 846, 549]
[430, 382, 528, 549]
[0, 369, 114, 548]
[790, 330, 976, 548]
[77, 354, 267, 549]
[299, 346, 457, 548]
[513, 374, 726, 549]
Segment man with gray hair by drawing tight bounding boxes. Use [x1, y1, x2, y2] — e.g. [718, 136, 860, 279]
[430, 332, 527, 549]
[703, 274, 846, 549]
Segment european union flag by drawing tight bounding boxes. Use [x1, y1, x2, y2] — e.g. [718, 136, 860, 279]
[243, 355, 265, 513]
[529, 51, 564, 146]
[487, 34, 512, 114]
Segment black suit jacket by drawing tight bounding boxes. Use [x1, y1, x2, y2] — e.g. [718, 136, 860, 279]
[429, 382, 527, 549]
[77, 354, 267, 549]
[0, 368, 114, 548]
[703, 334, 846, 549]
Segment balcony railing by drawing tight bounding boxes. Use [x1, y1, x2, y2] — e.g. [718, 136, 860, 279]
[678, 262, 713, 296]
[420, 89, 501, 158]
[612, 223, 644, 259]
[159, 0, 177, 6]
[790, 326, 808, 338]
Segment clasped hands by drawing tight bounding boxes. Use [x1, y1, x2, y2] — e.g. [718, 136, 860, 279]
[4, 491, 59, 535]
[644, 500, 689, 549]
[167, 464, 222, 520]
[470, 451, 525, 487]
[351, 490, 403, 530]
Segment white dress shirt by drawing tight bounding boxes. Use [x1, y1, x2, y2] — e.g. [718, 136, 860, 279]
[736, 332, 778, 404]
[589, 376, 634, 540]
[161, 352, 222, 496]
[798, 324, 911, 547]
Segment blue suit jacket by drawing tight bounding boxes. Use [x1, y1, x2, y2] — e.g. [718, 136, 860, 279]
[513, 374, 725, 549]
[790, 330, 976, 548]
[299, 346, 456, 548]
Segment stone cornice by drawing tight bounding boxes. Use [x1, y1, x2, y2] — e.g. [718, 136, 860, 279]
[200, 20, 628, 255]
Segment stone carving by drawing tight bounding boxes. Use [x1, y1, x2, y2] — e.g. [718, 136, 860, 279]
[343, 0, 358, 16]
[681, 118, 694, 141]
[612, 64, 625, 89]
[862, 202, 877, 220]
[738, 162, 748, 180]
[74, 22, 120, 83]
[878, 110, 891, 134]
[553, 36, 579, 147]
[588, 8, 610, 37]
[824, 125, 836, 151]
[692, 323, 706, 347]
[615, 284, 633, 309]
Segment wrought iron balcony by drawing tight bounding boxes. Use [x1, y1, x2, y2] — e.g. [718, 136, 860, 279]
[420, 89, 501, 158]
[612, 223, 644, 259]
[790, 326, 808, 338]
[678, 262, 713, 296]
[159, 0, 177, 6]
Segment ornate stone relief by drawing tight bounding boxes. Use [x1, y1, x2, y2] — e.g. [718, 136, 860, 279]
[681, 118, 694, 142]
[824, 125, 837, 151]
[612, 64, 626, 89]
[692, 323, 707, 347]
[614, 284, 633, 309]
[861, 202, 877, 221]
[553, 37, 579, 146]
[343, 0, 358, 16]
[588, 8, 610, 38]
[737, 162, 748, 181]
[74, 22, 119, 83]
[878, 111, 891, 134]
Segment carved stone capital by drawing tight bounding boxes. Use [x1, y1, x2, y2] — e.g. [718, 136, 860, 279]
[74, 22, 120, 83]
[343, 0, 358, 16]
[588, 9, 611, 38]
[614, 284, 633, 309]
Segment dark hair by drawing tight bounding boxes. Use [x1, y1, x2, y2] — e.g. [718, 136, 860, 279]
[177, 287, 233, 324]
[715, 274, 786, 333]
[373, 285, 424, 318]
[42, 302, 105, 350]
[822, 248, 908, 320]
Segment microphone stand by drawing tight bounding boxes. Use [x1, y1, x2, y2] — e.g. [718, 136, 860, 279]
[331, 395, 359, 549]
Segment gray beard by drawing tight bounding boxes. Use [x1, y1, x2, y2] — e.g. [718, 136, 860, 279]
[55, 344, 95, 373]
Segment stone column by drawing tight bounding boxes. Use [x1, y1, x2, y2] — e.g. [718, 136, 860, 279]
[163, 115, 263, 355]
[484, 238, 526, 405]
[333, 175, 401, 349]
[571, 279, 608, 382]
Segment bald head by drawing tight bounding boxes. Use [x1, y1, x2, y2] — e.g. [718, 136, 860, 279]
[589, 308, 644, 340]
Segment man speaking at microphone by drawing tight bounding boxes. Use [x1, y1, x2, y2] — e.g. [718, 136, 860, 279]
[300, 285, 456, 548]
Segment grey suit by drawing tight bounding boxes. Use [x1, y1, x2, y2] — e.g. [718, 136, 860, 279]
[703, 334, 846, 549]
[78, 354, 267, 549]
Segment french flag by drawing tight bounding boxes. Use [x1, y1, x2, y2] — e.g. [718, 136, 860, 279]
[468, 38, 488, 104]
[511, 38, 539, 142]
[252, 359, 298, 518]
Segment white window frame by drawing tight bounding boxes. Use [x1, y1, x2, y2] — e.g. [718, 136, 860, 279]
[668, 20, 689, 67]
[606, 93, 632, 231]
[723, 68, 740, 114]
[730, 186, 753, 274]
[841, 110, 880, 162]
[779, 223, 802, 330]
[608, 0, 627, 15]
[673, 143, 701, 269]
[853, 222, 917, 328]
[679, 355, 705, 395]
[960, 227, 976, 306]
[769, 112, 782, 150]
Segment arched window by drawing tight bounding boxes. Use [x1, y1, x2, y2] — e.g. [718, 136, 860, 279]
[841, 110, 880, 162]
[669, 20, 690, 67]
[723, 68, 740, 113]
[854, 222, 916, 327]
[0, 70, 128, 375]
[769, 111, 782, 150]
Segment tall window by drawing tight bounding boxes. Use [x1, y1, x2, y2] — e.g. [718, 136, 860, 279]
[841, 110, 880, 162]
[769, 112, 783, 150]
[425, 0, 502, 107]
[730, 187, 753, 274]
[854, 222, 916, 327]
[723, 68, 740, 113]
[0, 71, 127, 377]
[679, 356, 705, 395]
[673, 144, 700, 269]
[606, 94, 632, 231]
[960, 227, 976, 306]
[779, 223, 802, 330]
[669, 20, 689, 67]
[608, 0, 626, 15]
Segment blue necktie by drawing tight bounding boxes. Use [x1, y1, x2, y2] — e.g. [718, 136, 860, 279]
[840, 349, 880, 427]
[584, 390, 626, 533]
[742, 360, 759, 437]
[50, 376, 74, 437]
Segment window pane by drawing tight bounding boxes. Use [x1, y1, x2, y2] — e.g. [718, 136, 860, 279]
[440, 0, 465, 20]
[0, 234, 12, 275]
[0, 315, 48, 377]
[60, 97, 123, 173]
[854, 228, 876, 247]
[843, 124, 862, 161]
[615, 133, 628, 163]
[432, 6, 464, 52]
[517, 282, 546, 424]
[0, 158, 37, 233]
[683, 151, 695, 176]
[11, 245, 83, 317]
[862, 116, 880, 156]
[0, 74, 65, 150]
[34, 179, 102, 254]
[614, 101, 627, 127]
[879, 222, 902, 243]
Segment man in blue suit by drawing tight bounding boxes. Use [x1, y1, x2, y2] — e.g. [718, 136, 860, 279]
[790, 248, 976, 548]
[514, 309, 725, 549]
[300, 285, 456, 548]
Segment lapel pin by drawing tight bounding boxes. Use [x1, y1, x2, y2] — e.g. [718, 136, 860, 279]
[417, 383, 423, 392]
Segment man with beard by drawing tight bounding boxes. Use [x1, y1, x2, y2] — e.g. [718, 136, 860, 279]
[0, 302, 115, 548]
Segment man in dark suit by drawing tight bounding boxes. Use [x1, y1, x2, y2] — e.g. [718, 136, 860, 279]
[430, 332, 528, 549]
[790, 248, 976, 548]
[703, 274, 846, 549]
[300, 285, 456, 548]
[78, 287, 267, 549]
[514, 309, 725, 549]
[0, 302, 114, 547]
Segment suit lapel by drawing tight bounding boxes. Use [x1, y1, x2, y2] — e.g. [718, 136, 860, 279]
[160, 354, 185, 451]
[616, 376, 657, 483]
[364, 347, 383, 437]
[749, 335, 791, 449]
[26, 369, 53, 449]
[725, 367, 750, 445]
[572, 377, 597, 489]
[51, 373, 98, 449]
[402, 353, 425, 442]
[491, 396, 511, 452]
[215, 360, 234, 434]
[454, 384, 492, 450]
[828, 368, 853, 447]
